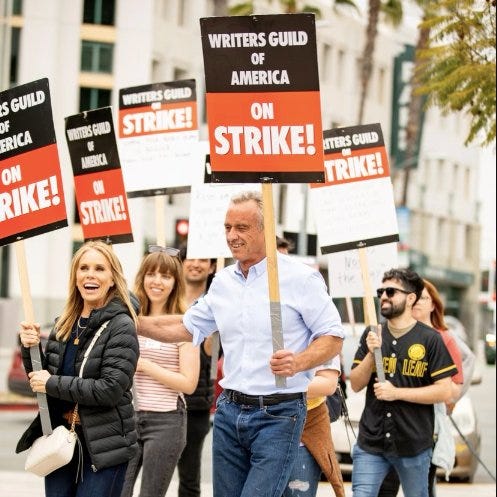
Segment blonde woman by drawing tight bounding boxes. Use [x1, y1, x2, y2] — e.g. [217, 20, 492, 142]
[121, 246, 200, 497]
[17, 240, 139, 497]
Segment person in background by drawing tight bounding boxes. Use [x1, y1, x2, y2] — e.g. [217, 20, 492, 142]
[283, 355, 345, 497]
[136, 191, 344, 497]
[121, 246, 200, 497]
[17, 240, 139, 497]
[350, 268, 457, 497]
[177, 245, 217, 497]
[276, 235, 294, 255]
[378, 278, 465, 497]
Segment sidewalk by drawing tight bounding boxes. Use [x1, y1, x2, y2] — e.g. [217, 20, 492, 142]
[0, 470, 494, 497]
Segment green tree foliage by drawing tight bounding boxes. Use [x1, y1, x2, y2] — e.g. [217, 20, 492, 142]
[415, 0, 496, 146]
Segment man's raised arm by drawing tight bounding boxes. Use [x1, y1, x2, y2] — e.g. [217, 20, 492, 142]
[138, 314, 193, 343]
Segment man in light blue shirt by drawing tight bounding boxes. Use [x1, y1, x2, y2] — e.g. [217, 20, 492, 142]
[138, 190, 344, 497]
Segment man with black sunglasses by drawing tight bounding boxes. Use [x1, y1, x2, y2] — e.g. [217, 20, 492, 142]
[349, 268, 457, 497]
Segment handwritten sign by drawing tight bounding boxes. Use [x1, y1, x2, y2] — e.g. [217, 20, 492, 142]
[187, 183, 261, 259]
[328, 243, 399, 297]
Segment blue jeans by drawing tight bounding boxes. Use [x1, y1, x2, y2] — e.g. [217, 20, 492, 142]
[352, 444, 432, 497]
[120, 406, 187, 497]
[282, 444, 322, 497]
[213, 392, 307, 497]
[45, 441, 127, 497]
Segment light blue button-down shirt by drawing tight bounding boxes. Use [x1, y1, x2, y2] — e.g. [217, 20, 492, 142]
[183, 253, 344, 395]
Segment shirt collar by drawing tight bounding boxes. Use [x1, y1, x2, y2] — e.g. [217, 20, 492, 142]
[234, 256, 268, 278]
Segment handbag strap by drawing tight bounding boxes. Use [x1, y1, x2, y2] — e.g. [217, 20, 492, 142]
[70, 320, 110, 429]
[78, 320, 110, 378]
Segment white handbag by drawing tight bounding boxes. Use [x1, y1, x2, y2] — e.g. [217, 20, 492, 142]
[24, 423, 78, 477]
[24, 321, 109, 477]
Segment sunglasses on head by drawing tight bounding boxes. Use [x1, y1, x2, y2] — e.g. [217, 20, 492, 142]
[148, 245, 180, 257]
[376, 287, 411, 299]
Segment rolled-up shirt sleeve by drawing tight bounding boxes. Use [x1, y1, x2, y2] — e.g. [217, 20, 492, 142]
[182, 296, 218, 347]
[300, 272, 344, 341]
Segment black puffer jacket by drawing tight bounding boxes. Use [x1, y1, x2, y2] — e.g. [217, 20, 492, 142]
[16, 297, 139, 471]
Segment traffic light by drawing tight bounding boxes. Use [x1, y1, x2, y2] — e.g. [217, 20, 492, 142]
[175, 218, 189, 247]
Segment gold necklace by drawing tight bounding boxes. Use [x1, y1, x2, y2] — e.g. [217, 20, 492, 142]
[74, 316, 87, 345]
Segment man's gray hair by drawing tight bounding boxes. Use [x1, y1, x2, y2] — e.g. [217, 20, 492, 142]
[230, 190, 264, 229]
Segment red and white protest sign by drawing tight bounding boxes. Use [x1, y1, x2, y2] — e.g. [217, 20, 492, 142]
[118, 80, 204, 197]
[310, 123, 399, 254]
[0, 78, 67, 246]
[200, 14, 325, 183]
[65, 107, 133, 244]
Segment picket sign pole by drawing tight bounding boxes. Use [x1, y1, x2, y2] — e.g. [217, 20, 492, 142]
[209, 257, 225, 380]
[357, 247, 385, 382]
[261, 182, 286, 388]
[155, 195, 166, 247]
[14, 240, 53, 434]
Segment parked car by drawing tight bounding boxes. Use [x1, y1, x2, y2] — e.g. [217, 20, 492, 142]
[484, 331, 496, 365]
[331, 323, 482, 482]
[7, 329, 48, 397]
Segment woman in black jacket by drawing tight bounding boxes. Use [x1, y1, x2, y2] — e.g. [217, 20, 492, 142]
[17, 240, 139, 497]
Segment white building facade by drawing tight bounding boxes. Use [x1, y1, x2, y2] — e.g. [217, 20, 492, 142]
[0, 0, 484, 347]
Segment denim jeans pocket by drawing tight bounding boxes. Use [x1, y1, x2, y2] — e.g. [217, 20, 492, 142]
[262, 399, 305, 421]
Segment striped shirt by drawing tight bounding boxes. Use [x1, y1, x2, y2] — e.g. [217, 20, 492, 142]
[134, 336, 184, 412]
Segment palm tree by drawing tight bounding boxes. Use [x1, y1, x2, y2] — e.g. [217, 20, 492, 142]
[229, 0, 356, 17]
[357, 0, 403, 124]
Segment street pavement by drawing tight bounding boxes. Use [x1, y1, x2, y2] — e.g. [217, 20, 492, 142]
[0, 348, 495, 496]
[0, 469, 495, 496]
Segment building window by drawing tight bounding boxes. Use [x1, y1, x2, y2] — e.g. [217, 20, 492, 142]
[81, 41, 113, 73]
[12, 0, 22, 15]
[320, 43, 332, 82]
[173, 67, 188, 81]
[83, 0, 115, 25]
[79, 87, 111, 112]
[335, 49, 345, 88]
[9, 27, 21, 86]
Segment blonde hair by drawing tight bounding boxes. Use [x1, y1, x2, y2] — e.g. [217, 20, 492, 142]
[133, 251, 186, 316]
[55, 240, 137, 341]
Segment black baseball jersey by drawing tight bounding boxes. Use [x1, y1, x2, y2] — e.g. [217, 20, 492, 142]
[352, 321, 457, 457]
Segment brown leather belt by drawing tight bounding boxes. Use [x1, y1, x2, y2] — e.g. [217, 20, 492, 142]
[224, 389, 304, 406]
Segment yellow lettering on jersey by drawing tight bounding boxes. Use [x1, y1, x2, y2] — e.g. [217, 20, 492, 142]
[402, 359, 428, 377]
[383, 356, 397, 374]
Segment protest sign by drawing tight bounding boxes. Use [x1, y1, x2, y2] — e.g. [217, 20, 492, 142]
[0, 78, 67, 246]
[327, 243, 399, 297]
[65, 107, 133, 244]
[200, 14, 324, 183]
[187, 183, 261, 259]
[311, 123, 399, 254]
[118, 79, 204, 197]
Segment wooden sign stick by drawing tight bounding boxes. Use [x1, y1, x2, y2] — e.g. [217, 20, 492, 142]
[357, 247, 385, 382]
[262, 182, 286, 388]
[155, 195, 166, 247]
[14, 241, 53, 434]
[209, 257, 225, 380]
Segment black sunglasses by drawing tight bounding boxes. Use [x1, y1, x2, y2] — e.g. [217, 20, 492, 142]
[376, 287, 411, 299]
[148, 245, 180, 257]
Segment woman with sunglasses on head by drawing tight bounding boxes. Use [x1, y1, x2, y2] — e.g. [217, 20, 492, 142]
[17, 240, 139, 497]
[120, 246, 200, 497]
[377, 278, 464, 497]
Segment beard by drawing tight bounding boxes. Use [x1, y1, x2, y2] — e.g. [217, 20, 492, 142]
[380, 298, 407, 319]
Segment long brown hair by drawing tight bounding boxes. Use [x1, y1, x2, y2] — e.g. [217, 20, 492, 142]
[133, 251, 186, 316]
[423, 278, 448, 331]
[55, 240, 137, 341]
